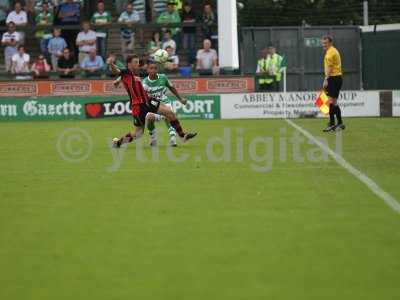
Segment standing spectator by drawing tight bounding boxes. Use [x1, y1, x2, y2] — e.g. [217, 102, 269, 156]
[147, 31, 161, 56]
[6, 2, 27, 42]
[57, 47, 78, 78]
[76, 20, 97, 65]
[164, 45, 179, 72]
[47, 27, 67, 70]
[196, 38, 218, 75]
[133, 0, 145, 22]
[1, 21, 21, 72]
[55, 0, 80, 25]
[157, 0, 181, 38]
[34, 0, 55, 14]
[0, 0, 10, 26]
[118, 2, 140, 59]
[201, 3, 217, 45]
[55, 0, 81, 56]
[181, 1, 196, 65]
[91, 1, 111, 59]
[35, 2, 54, 60]
[11, 45, 30, 78]
[31, 54, 51, 78]
[162, 30, 176, 54]
[152, 0, 166, 19]
[80, 48, 104, 78]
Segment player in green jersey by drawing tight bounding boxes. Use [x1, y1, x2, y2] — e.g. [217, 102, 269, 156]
[143, 62, 188, 147]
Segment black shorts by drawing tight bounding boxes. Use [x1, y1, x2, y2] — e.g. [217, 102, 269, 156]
[132, 99, 160, 127]
[327, 76, 343, 99]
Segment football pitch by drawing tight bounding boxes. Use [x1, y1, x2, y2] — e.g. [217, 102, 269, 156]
[1, 117, 400, 300]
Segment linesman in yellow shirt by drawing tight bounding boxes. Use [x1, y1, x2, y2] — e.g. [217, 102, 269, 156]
[322, 35, 345, 132]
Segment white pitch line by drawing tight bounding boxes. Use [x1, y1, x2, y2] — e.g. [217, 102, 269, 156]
[285, 119, 400, 214]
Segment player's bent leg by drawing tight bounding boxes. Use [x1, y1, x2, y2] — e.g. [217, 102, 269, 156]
[165, 120, 177, 147]
[157, 103, 197, 143]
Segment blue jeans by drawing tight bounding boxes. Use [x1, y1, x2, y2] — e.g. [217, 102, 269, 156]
[182, 33, 196, 65]
[97, 37, 107, 59]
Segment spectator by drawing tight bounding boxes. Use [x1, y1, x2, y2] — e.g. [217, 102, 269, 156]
[133, 0, 145, 23]
[162, 30, 176, 54]
[180, 1, 196, 65]
[31, 54, 51, 78]
[0, 0, 10, 26]
[1, 22, 20, 72]
[201, 3, 217, 44]
[147, 31, 161, 56]
[105, 52, 124, 77]
[6, 2, 27, 42]
[35, 1, 54, 59]
[48, 27, 67, 71]
[157, 0, 181, 38]
[140, 51, 151, 76]
[80, 48, 104, 78]
[57, 47, 78, 78]
[55, 0, 80, 25]
[196, 38, 218, 75]
[6, 2, 27, 25]
[76, 20, 97, 64]
[91, 1, 111, 59]
[118, 2, 140, 59]
[152, 0, 166, 19]
[34, 0, 55, 14]
[164, 45, 179, 72]
[11, 45, 31, 78]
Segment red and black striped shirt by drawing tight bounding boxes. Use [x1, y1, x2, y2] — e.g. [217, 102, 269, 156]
[120, 69, 149, 115]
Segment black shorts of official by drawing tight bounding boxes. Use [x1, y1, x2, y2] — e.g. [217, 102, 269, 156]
[132, 99, 160, 128]
[327, 76, 343, 99]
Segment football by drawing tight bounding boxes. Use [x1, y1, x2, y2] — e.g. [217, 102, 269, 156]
[154, 49, 169, 63]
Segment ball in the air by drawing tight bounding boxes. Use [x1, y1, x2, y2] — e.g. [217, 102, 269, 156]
[154, 49, 169, 63]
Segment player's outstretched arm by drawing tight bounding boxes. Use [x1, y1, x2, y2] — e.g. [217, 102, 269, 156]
[169, 85, 187, 105]
[106, 57, 121, 76]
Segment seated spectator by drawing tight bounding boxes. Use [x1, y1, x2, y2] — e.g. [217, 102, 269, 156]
[6, 2, 27, 42]
[31, 54, 51, 78]
[196, 39, 218, 75]
[48, 27, 67, 71]
[118, 3, 140, 59]
[80, 48, 104, 78]
[181, 1, 197, 65]
[147, 31, 161, 56]
[201, 3, 217, 45]
[157, 1, 181, 38]
[11, 45, 31, 79]
[105, 52, 124, 76]
[76, 20, 97, 64]
[57, 47, 78, 78]
[35, 1, 54, 59]
[91, 1, 111, 59]
[55, 0, 80, 25]
[1, 22, 21, 72]
[164, 45, 179, 73]
[162, 30, 176, 54]
[0, 0, 10, 26]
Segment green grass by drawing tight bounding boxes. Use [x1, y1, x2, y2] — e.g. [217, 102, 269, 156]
[1, 118, 400, 300]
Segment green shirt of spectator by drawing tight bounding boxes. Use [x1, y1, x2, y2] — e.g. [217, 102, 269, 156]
[157, 1, 181, 36]
[35, 5, 54, 40]
[91, 6, 112, 38]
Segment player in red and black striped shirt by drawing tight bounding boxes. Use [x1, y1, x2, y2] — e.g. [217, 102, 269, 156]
[107, 55, 197, 147]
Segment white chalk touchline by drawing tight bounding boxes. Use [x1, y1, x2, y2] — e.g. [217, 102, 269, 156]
[285, 119, 400, 214]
